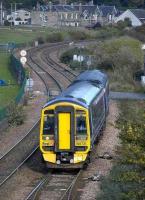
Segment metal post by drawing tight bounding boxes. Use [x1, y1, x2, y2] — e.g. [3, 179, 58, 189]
[0, 2, 2, 26]
[11, 3, 13, 27]
[144, 54, 145, 76]
[14, 3, 16, 27]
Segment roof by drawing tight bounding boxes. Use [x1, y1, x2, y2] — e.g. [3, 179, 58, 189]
[98, 5, 116, 17]
[39, 4, 118, 16]
[44, 70, 108, 108]
[130, 9, 145, 19]
[74, 70, 108, 87]
[60, 81, 101, 105]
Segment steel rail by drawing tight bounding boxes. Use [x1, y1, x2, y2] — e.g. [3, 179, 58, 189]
[24, 173, 52, 200]
[43, 50, 77, 82]
[0, 146, 39, 187]
[0, 40, 96, 191]
[60, 169, 83, 200]
[0, 120, 39, 161]
[28, 49, 63, 94]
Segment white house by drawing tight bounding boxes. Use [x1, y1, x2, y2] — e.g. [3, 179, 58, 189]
[115, 9, 145, 27]
[7, 9, 31, 25]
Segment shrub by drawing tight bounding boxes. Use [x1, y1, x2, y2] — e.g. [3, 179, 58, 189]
[7, 102, 25, 126]
[4, 20, 11, 26]
[37, 36, 45, 44]
[98, 101, 145, 200]
[46, 32, 63, 43]
[68, 30, 90, 40]
[60, 47, 90, 64]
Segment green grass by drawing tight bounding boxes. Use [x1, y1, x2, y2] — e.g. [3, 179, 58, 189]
[0, 53, 20, 109]
[0, 27, 54, 44]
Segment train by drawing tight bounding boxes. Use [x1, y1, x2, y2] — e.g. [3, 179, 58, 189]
[40, 70, 109, 168]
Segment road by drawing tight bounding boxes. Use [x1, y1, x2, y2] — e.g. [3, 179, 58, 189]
[110, 91, 145, 100]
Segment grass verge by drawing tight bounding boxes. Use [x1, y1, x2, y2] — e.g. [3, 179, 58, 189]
[0, 53, 19, 109]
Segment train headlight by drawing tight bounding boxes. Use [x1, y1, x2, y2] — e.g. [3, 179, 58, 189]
[70, 159, 74, 164]
[46, 136, 49, 140]
[56, 160, 61, 165]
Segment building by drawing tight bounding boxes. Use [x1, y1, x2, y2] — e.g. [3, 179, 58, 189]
[80, 5, 118, 26]
[31, 4, 119, 27]
[0, 2, 5, 25]
[115, 9, 145, 27]
[7, 9, 31, 26]
[31, 4, 81, 27]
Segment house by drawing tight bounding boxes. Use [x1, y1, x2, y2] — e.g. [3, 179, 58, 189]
[0, 2, 5, 25]
[80, 5, 118, 26]
[7, 9, 31, 25]
[31, 4, 81, 27]
[31, 4, 119, 27]
[115, 9, 145, 27]
[56, 5, 80, 27]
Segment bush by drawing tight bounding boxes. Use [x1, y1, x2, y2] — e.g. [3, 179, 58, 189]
[98, 101, 145, 200]
[7, 102, 25, 126]
[37, 36, 45, 44]
[117, 20, 127, 30]
[4, 20, 11, 26]
[60, 47, 90, 64]
[69, 60, 81, 70]
[46, 32, 64, 43]
[68, 30, 90, 40]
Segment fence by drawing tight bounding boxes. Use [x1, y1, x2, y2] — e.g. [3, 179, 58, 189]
[0, 43, 16, 53]
[0, 53, 26, 121]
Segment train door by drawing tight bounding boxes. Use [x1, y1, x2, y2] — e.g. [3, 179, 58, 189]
[58, 113, 70, 149]
[55, 106, 74, 151]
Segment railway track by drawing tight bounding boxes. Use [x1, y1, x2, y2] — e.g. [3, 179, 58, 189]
[0, 121, 39, 186]
[25, 169, 83, 200]
[0, 41, 81, 199]
[0, 40, 103, 199]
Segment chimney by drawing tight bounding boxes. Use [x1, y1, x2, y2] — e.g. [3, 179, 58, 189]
[49, 1, 52, 12]
[79, 2, 82, 13]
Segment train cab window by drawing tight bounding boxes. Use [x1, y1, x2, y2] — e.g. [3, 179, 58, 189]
[76, 116, 87, 135]
[43, 115, 54, 135]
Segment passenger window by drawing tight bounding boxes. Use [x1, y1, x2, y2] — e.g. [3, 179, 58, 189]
[76, 116, 87, 135]
[43, 115, 54, 135]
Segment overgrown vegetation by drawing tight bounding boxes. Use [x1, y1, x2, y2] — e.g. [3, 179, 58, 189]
[89, 36, 144, 92]
[7, 101, 25, 126]
[60, 36, 144, 92]
[60, 47, 90, 63]
[98, 101, 145, 200]
[60, 47, 91, 71]
[46, 32, 64, 43]
[127, 24, 145, 42]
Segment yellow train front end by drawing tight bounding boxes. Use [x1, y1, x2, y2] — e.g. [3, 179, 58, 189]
[40, 102, 90, 168]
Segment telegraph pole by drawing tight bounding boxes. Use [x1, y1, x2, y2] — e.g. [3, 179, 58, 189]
[0, 2, 2, 25]
[10, 3, 13, 27]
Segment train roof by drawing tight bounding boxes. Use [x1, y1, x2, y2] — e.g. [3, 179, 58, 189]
[74, 70, 108, 86]
[44, 70, 107, 109]
[60, 81, 101, 105]
[44, 81, 102, 108]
